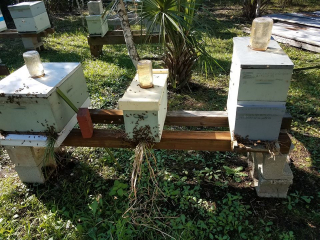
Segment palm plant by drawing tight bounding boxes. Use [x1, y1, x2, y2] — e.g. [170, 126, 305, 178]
[140, 0, 212, 90]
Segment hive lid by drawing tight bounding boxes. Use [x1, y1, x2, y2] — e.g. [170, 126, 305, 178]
[8, 1, 43, 10]
[0, 62, 81, 98]
[118, 70, 168, 111]
[233, 37, 294, 69]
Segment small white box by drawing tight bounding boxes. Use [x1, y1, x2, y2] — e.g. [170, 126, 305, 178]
[229, 37, 294, 102]
[0, 10, 7, 32]
[118, 70, 168, 143]
[228, 101, 286, 141]
[0, 63, 90, 133]
[8, 1, 46, 19]
[88, 1, 104, 15]
[86, 14, 108, 36]
[13, 12, 51, 33]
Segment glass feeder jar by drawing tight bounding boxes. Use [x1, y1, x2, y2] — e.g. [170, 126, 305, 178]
[23, 50, 45, 78]
[250, 17, 273, 51]
[137, 60, 153, 89]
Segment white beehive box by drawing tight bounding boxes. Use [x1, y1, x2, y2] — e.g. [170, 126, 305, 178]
[0, 63, 90, 133]
[86, 14, 108, 37]
[8, 1, 50, 33]
[228, 37, 294, 102]
[228, 101, 286, 141]
[8, 1, 46, 18]
[88, 1, 104, 15]
[118, 70, 168, 143]
[0, 10, 7, 32]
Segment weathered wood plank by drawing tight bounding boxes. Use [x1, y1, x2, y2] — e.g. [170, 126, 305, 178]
[272, 34, 320, 53]
[272, 22, 320, 49]
[268, 13, 320, 28]
[62, 129, 233, 151]
[89, 109, 292, 129]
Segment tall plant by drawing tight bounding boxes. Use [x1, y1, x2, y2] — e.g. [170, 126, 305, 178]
[140, 0, 212, 90]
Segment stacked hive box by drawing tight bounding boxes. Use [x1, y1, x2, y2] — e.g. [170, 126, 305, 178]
[227, 37, 295, 198]
[8, 1, 51, 33]
[0, 9, 7, 32]
[86, 1, 108, 37]
[0, 62, 90, 183]
[118, 70, 168, 143]
[227, 37, 294, 141]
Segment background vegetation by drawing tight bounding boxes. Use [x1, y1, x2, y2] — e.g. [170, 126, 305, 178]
[0, 0, 320, 239]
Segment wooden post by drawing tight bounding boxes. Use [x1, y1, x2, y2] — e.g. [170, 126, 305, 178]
[77, 108, 94, 138]
[90, 44, 103, 58]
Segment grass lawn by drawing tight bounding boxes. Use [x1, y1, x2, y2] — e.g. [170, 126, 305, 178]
[0, 0, 320, 239]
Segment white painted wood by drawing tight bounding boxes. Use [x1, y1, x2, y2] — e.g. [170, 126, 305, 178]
[86, 14, 108, 37]
[227, 101, 286, 141]
[5, 146, 56, 167]
[13, 12, 51, 33]
[119, 72, 168, 142]
[8, 1, 46, 19]
[232, 37, 294, 69]
[0, 63, 90, 133]
[119, 72, 168, 111]
[21, 37, 43, 50]
[0, 10, 7, 32]
[14, 165, 45, 183]
[88, 1, 104, 15]
[229, 37, 293, 101]
[0, 97, 90, 147]
[228, 65, 293, 101]
[1, 63, 81, 97]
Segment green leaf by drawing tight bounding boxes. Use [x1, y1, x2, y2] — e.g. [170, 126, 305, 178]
[180, 214, 186, 224]
[89, 200, 99, 216]
[117, 188, 124, 197]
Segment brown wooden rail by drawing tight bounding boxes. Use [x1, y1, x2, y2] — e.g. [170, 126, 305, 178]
[62, 110, 292, 154]
[0, 28, 55, 39]
[88, 109, 292, 129]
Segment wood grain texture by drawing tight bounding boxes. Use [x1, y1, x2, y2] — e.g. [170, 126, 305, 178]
[62, 129, 233, 151]
[89, 109, 292, 129]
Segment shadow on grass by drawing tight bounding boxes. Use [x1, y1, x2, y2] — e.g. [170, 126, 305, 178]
[168, 80, 229, 111]
[27, 152, 126, 239]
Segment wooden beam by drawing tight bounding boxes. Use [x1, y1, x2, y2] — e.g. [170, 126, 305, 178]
[0, 28, 55, 39]
[0, 64, 10, 76]
[62, 129, 233, 151]
[89, 109, 292, 130]
[233, 132, 291, 154]
[88, 30, 160, 45]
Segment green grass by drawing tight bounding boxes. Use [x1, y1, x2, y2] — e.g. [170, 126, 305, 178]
[1, 1, 320, 239]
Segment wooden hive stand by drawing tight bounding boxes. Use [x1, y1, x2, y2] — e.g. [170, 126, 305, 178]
[0, 27, 55, 51]
[88, 30, 160, 58]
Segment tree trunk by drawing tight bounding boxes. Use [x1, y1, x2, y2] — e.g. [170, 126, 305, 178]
[117, 0, 140, 69]
[256, 0, 262, 17]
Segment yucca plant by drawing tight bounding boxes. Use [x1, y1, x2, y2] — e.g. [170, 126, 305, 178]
[140, 0, 213, 90]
